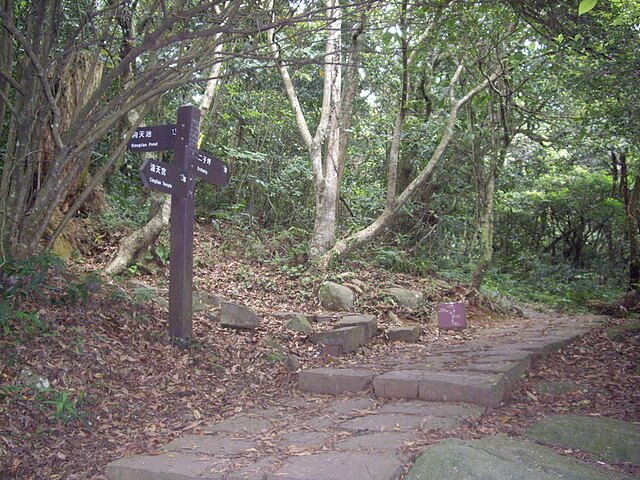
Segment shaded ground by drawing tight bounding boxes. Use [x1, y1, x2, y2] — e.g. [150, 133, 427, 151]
[1, 224, 639, 479]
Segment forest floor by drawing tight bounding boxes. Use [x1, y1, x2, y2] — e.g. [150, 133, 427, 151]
[1, 223, 639, 479]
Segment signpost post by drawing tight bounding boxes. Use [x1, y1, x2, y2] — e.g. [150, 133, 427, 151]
[128, 105, 230, 341]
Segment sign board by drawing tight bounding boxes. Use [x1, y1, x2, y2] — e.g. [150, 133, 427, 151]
[437, 302, 466, 330]
[128, 105, 230, 341]
[191, 149, 230, 186]
[128, 124, 177, 152]
[139, 159, 192, 197]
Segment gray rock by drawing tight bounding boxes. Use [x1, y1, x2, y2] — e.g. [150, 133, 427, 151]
[319, 281, 355, 311]
[19, 368, 50, 390]
[199, 292, 227, 308]
[219, 302, 259, 329]
[406, 434, 633, 480]
[310, 326, 366, 353]
[525, 414, 640, 465]
[191, 291, 206, 312]
[382, 287, 424, 309]
[386, 326, 422, 342]
[284, 354, 301, 372]
[285, 314, 313, 333]
[335, 314, 377, 339]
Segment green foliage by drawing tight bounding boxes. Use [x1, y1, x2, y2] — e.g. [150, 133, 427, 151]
[37, 388, 88, 424]
[483, 259, 622, 312]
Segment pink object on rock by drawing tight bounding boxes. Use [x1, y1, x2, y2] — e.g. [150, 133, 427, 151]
[437, 302, 466, 330]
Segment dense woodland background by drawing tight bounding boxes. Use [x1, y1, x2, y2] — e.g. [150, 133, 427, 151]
[1, 0, 639, 309]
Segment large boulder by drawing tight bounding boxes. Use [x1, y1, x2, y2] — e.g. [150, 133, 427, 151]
[319, 282, 355, 311]
[525, 414, 640, 465]
[382, 287, 424, 309]
[219, 302, 259, 329]
[406, 434, 632, 480]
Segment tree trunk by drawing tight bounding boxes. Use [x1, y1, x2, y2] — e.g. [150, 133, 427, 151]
[268, 0, 350, 261]
[320, 65, 499, 266]
[104, 44, 226, 276]
[104, 193, 171, 275]
[621, 153, 640, 290]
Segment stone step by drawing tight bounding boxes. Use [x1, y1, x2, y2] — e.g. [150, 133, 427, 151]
[298, 367, 374, 395]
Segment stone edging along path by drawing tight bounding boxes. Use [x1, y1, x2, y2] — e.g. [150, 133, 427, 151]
[106, 311, 613, 480]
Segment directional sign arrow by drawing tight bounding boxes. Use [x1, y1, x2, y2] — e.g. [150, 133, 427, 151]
[128, 124, 177, 152]
[139, 159, 193, 197]
[190, 149, 230, 186]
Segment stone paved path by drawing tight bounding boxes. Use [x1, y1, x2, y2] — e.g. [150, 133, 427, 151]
[106, 311, 624, 480]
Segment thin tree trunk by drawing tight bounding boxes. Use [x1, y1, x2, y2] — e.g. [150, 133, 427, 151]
[320, 65, 499, 266]
[104, 41, 225, 275]
[268, 0, 348, 260]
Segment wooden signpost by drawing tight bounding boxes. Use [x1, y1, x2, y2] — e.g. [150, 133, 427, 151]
[128, 105, 230, 341]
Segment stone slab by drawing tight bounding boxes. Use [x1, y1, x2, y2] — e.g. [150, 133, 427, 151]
[417, 372, 507, 407]
[203, 416, 272, 434]
[450, 361, 528, 385]
[335, 432, 413, 451]
[327, 397, 376, 415]
[310, 326, 366, 353]
[386, 326, 422, 343]
[405, 434, 633, 480]
[276, 431, 334, 449]
[378, 401, 485, 420]
[373, 370, 422, 399]
[298, 368, 374, 395]
[526, 414, 640, 465]
[340, 413, 460, 433]
[227, 456, 279, 480]
[106, 451, 224, 480]
[267, 452, 404, 480]
[163, 435, 256, 456]
[335, 315, 377, 340]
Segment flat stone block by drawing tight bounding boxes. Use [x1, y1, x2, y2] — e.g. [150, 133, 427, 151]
[327, 397, 376, 415]
[267, 452, 404, 480]
[471, 349, 536, 364]
[336, 432, 413, 452]
[386, 326, 422, 343]
[298, 368, 373, 395]
[340, 413, 460, 433]
[106, 452, 223, 480]
[203, 416, 272, 434]
[417, 372, 507, 407]
[227, 457, 279, 480]
[276, 431, 334, 449]
[379, 401, 485, 420]
[450, 361, 528, 386]
[335, 315, 377, 340]
[163, 435, 256, 456]
[373, 371, 424, 399]
[310, 326, 366, 353]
